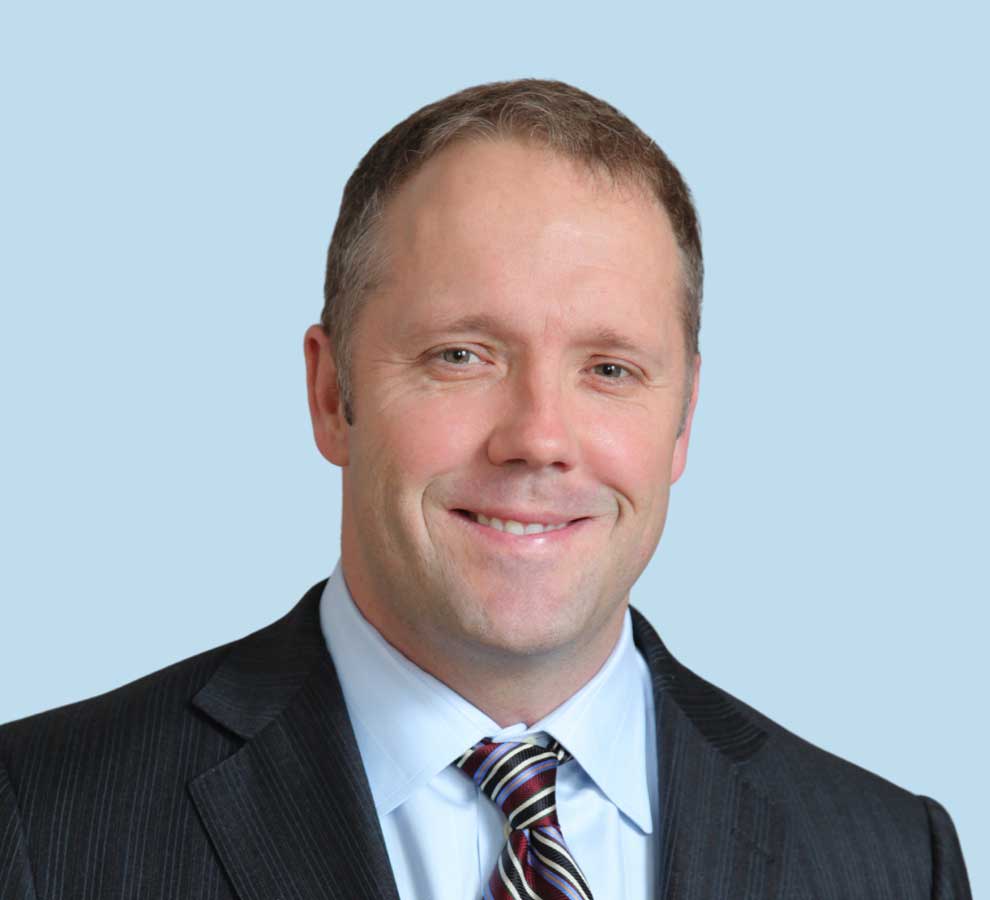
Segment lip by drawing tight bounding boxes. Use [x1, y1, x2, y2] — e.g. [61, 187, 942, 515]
[450, 507, 584, 527]
[449, 508, 591, 546]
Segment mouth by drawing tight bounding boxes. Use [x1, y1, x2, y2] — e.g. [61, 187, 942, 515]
[452, 509, 589, 536]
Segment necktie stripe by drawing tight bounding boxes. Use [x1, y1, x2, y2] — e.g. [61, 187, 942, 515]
[486, 750, 556, 799]
[486, 751, 546, 796]
[474, 742, 523, 786]
[531, 846, 592, 900]
[463, 739, 507, 773]
[479, 743, 532, 790]
[493, 757, 557, 806]
[496, 855, 523, 900]
[535, 824, 575, 860]
[500, 844, 537, 900]
[508, 786, 556, 827]
[531, 830, 580, 873]
[531, 830, 593, 898]
[456, 738, 595, 900]
[514, 801, 557, 832]
[531, 858, 584, 900]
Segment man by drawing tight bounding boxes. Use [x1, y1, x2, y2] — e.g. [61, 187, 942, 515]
[0, 79, 971, 899]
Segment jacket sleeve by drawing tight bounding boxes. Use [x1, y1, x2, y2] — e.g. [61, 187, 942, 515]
[920, 795, 972, 900]
[0, 759, 37, 900]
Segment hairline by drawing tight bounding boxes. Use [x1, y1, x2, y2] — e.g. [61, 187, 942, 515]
[325, 129, 700, 430]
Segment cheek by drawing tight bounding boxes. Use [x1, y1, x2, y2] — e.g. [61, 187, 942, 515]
[363, 393, 488, 487]
[585, 414, 675, 581]
[582, 407, 677, 502]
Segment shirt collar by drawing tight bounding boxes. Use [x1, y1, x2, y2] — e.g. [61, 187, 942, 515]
[319, 560, 654, 834]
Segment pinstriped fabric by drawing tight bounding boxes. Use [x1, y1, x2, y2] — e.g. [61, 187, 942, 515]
[923, 796, 973, 899]
[0, 763, 37, 899]
[0, 644, 238, 900]
[0, 580, 402, 900]
[187, 653, 400, 900]
[627, 608, 973, 900]
[0, 584, 973, 899]
[457, 738, 594, 900]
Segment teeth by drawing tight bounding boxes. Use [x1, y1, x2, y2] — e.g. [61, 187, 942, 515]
[474, 512, 569, 534]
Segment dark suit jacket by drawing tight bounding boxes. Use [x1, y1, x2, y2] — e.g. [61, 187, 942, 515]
[0, 580, 972, 899]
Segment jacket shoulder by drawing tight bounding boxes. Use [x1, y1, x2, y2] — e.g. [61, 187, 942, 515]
[1, 640, 229, 747]
[0, 585, 328, 900]
[631, 608, 970, 894]
[0, 624, 261, 801]
[717, 676, 928, 800]
[632, 606, 938, 806]
[685, 664, 971, 896]
[0, 578, 327, 773]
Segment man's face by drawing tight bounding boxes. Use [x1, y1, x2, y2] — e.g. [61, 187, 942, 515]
[307, 137, 698, 671]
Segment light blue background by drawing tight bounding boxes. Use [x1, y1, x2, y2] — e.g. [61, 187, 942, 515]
[2, 0, 986, 891]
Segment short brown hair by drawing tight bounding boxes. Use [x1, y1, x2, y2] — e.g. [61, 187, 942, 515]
[321, 78, 703, 426]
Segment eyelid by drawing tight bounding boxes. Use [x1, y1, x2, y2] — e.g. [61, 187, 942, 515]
[430, 347, 642, 380]
[431, 345, 488, 365]
[590, 359, 640, 381]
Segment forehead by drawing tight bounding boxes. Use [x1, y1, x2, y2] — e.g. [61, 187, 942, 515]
[372, 137, 684, 345]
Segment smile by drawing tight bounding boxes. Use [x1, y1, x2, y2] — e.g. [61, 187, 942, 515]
[452, 509, 589, 539]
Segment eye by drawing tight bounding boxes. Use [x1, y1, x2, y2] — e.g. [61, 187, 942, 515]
[591, 362, 632, 380]
[437, 347, 484, 366]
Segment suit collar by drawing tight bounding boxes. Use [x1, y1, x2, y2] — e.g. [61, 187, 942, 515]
[189, 578, 401, 900]
[631, 607, 787, 899]
[190, 580, 328, 739]
[629, 607, 768, 764]
[189, 583, 787, 900]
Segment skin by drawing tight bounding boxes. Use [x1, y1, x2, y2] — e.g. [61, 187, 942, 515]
[304, 137, 700, 727]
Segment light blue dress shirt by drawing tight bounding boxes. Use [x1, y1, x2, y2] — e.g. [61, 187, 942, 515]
[319, 560, 659, 899]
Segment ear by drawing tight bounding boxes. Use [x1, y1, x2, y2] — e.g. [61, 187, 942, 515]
[304, 324, 350, 467]
[670, 353, 701, 484]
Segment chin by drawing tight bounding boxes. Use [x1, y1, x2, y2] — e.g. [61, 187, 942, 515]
[465, 600, 588, 658]
[469, 628, 569, 661]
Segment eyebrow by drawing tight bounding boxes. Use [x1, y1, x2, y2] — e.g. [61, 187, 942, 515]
[404, 312, 661, 360]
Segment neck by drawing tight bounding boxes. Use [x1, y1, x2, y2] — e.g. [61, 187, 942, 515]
[447, 637, 623, 727]
[355, 592, 627, 728]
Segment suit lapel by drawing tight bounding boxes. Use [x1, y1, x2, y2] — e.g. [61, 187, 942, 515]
[632, 609, 787, 900]
[188, 580, 400, 900]
[186, 581, 786, 900]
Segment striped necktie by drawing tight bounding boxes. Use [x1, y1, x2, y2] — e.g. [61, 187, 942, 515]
[455, 737, 594, 900]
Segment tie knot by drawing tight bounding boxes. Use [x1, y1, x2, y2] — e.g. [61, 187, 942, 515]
[455, 738, 569, 832]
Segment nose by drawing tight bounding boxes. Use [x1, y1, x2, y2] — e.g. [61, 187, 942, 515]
[485, 363, 579, 471]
